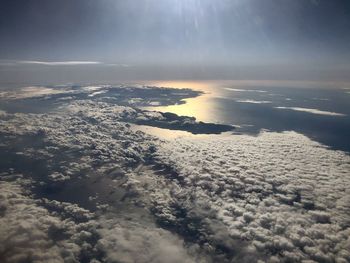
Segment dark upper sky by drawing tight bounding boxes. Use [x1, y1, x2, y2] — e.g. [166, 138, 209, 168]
[0, 0, 350, 82]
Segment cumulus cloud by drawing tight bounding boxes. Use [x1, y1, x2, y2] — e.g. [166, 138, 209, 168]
[275, 106, 346, 116]
[0, 179, 99, 263]
[152, 131, 350, 262]
[0, 110, 7, 117]
[1, 86, 350, 262]
[0, 96, 199, 262]
[97, 216, 197, 263]
[0, 98, 220, 262]
[47, 172, 71, 186]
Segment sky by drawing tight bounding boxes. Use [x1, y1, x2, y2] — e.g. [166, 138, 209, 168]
[0, 0, 350, 82]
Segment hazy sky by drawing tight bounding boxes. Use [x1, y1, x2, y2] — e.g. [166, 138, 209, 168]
[0, 0, 350, 82]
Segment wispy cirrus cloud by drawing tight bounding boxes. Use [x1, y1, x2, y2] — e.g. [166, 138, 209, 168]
[0, 60, 132, 67]
[18, 60, 102, 66]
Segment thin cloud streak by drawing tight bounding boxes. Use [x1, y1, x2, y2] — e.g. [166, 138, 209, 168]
[0, 60, 132, 67]
[275, 106, 347, 117]
[18, 60, 102, 66]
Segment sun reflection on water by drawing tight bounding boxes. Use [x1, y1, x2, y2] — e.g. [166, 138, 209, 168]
[144, 80, 222, 122]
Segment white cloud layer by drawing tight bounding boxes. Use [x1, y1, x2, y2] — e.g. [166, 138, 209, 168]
[153, 131, 350, 262]
[0, 178, 98, 263]
[97, 216, 196, 263]
[1, 94, 349, 262]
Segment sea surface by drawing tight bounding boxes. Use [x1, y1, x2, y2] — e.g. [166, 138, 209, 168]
[1, 80, 350, 152]
[145, 80, 350, 153]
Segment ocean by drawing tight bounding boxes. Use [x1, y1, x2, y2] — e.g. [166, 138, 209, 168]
[145, 80, 350, 153]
